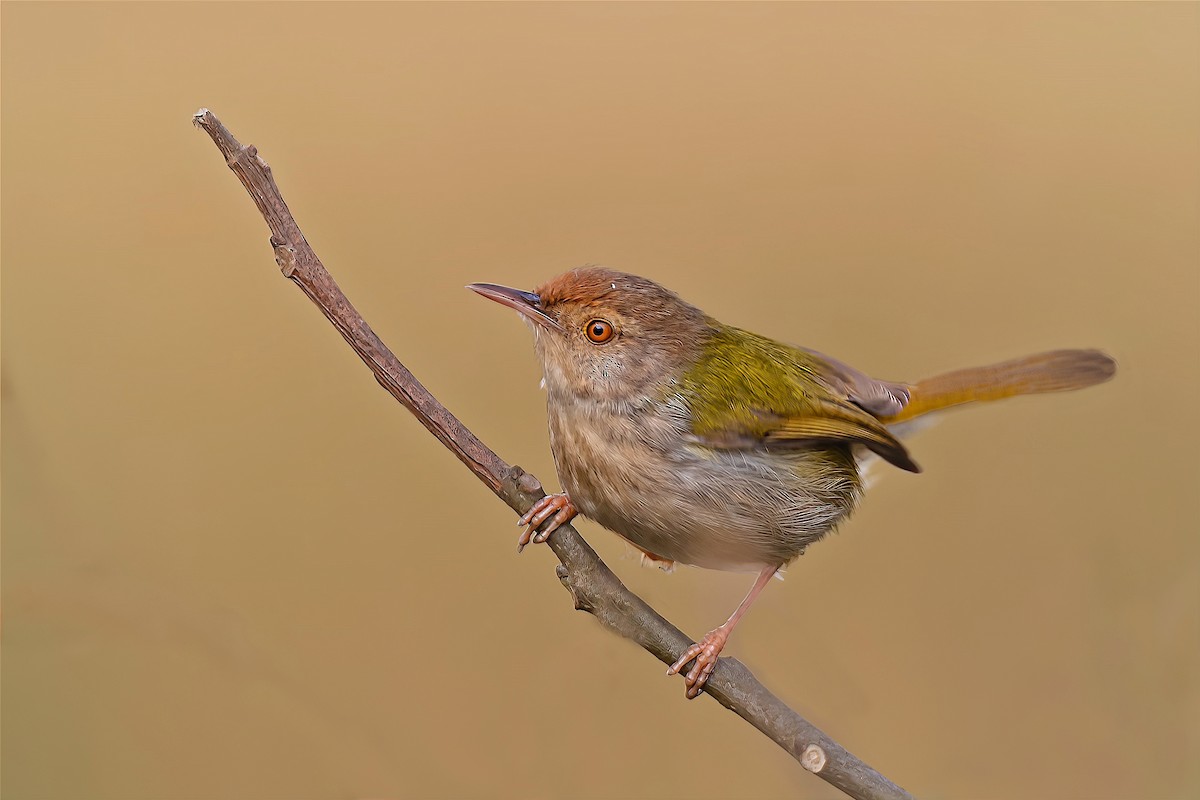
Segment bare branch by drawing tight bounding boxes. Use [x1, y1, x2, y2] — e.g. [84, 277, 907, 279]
[193, 108, 915, 800]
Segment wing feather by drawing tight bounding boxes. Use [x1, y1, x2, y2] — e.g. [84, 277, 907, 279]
[681, 326, 920, 473]
[760, 399, 920, 473]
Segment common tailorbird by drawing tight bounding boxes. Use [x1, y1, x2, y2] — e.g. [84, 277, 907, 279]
[469, 267, 1116, 698]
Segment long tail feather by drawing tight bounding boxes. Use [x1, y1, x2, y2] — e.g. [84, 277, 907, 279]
[883, 349, 1116, 424]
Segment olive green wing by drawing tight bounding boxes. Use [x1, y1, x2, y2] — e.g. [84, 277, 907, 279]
[681, 325, 920, 473]
[756, 398, 920, 473]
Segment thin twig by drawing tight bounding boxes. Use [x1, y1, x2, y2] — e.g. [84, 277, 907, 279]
[193, 108, 915, 800]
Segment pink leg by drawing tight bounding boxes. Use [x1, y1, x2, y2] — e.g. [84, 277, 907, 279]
[667, 564, 779, 699]
[516, 493, 578, 552]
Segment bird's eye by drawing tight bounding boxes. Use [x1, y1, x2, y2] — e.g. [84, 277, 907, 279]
[584, 319, 615, 344]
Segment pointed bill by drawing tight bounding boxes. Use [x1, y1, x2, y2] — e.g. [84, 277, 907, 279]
[467, 283, 562, 330]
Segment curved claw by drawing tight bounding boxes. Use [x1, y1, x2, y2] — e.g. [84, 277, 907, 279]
[516, 493, 578, 552]
[665, 565, 777, 699]
[667, 629, 729, 699]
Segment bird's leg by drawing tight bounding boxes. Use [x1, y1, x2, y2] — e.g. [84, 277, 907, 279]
[516, 493, 578, 552]
[668, 563, 780, 699]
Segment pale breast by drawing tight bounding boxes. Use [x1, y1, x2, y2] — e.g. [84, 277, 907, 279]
[546, 392, 862, 571]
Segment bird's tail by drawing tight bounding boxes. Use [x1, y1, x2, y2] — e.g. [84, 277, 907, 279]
[882, 349, 1116, 425]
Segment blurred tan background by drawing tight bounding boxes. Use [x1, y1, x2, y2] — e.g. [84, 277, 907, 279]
[3, 3, 1198, 799]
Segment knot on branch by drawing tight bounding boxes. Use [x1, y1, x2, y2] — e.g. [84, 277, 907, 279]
[227, 143, 259, 169]
[272, 240, 299, 277]
[509, 465, 544, 496]
[502, 465, 546, 513]
[555, 564, 593, 612]
[801, 744, 828, 773]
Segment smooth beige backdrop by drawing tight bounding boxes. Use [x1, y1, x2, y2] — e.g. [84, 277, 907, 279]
[4, 3, 1198, 799]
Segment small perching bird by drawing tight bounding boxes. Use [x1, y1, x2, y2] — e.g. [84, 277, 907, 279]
[470, 267, 1115, 698]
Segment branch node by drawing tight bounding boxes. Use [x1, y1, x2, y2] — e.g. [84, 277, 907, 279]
[227, 143, 258, 169]
[273, 241, 299, 277]
[801, 744, 828, 774]
[555, 564, 592, 612]
[509, 465, 543, 497]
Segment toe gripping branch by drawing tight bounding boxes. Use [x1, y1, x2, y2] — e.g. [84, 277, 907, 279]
[516, 493, 578, 552]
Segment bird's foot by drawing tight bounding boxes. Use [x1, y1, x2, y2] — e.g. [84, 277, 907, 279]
[667, 627, 731, 699]
[516, 493, 577, 552]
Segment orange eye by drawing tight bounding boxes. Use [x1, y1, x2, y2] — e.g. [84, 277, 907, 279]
[584, 319, 615, 344]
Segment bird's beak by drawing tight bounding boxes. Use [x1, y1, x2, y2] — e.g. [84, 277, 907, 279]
[467, 283, 562, 331]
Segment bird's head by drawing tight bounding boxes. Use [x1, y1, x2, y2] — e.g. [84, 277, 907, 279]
[469, 266, 708, 403]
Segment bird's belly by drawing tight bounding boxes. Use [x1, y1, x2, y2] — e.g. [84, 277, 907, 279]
[548, 402, 861, 571]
